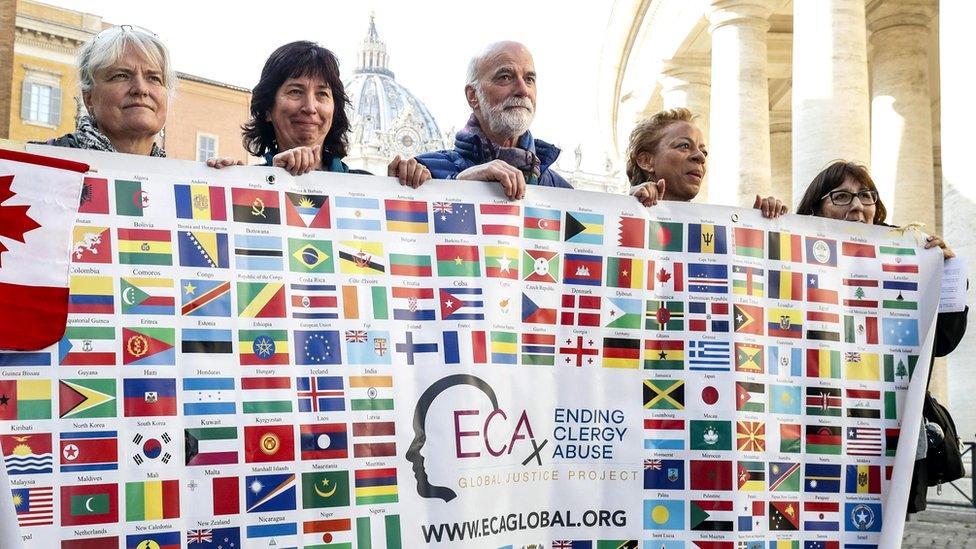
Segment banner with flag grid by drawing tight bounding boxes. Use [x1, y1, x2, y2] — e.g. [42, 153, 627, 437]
[0, 148, 941, 548]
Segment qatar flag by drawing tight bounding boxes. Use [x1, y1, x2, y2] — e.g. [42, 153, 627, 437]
[0, 148, 87, 350]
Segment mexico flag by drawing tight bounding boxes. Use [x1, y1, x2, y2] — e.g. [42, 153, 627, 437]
[0, 148, 87, 350]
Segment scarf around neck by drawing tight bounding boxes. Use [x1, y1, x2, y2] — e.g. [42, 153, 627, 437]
[46, 115, 166, 157]
[458, 114, 540, 185]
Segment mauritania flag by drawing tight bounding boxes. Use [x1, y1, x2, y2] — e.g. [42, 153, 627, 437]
[174, 183, 226, 221]
[118, 228, 172, 265]
[58, 326, 115, 366]
[120, 277, 175, 315]
[182, 377, 235, 416]
[288, 238, 333, 273]
[180, 279, 231, 317]
[335, 196, 381, 230]
[233, 234, 283, 271]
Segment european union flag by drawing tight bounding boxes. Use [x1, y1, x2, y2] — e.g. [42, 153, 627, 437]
[644, 458, 684, 490]
[295, 330, 342, 365]
[433, 202, 477, 234]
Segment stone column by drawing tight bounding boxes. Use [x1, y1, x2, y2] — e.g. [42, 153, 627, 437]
[941, 0, 976, 438]
[660, 55, 711, 201]
[791, 0, 871, 198]
[769, 110, 793, 207]
[706, 0, 776, 207]
[868, 0, 936, 228]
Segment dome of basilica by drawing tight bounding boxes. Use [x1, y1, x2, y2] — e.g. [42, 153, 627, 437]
[343, 16, 446, 161]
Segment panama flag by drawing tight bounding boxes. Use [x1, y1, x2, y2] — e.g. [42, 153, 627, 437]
[0, 149, 87, 350]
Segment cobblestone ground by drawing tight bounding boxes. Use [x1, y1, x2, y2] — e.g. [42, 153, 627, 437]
[901, 503, 976, 547]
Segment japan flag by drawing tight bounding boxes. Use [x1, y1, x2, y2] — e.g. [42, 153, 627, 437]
[0, 148, 87, 350]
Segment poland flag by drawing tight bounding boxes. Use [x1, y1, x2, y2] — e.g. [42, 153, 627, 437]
[0, 148, 87, 350]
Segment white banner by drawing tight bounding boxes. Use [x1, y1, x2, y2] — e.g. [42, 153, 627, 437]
[0, 145, 942, 549]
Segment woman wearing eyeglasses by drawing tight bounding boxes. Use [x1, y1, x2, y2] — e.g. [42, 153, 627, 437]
[41, 25, 172, 156]
[798, 160, 967, 515]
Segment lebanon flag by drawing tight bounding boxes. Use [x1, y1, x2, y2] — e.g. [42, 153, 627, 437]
[0, 148, 88, 350]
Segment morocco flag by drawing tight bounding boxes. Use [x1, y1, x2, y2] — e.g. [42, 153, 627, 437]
[0, 148, 87, 350]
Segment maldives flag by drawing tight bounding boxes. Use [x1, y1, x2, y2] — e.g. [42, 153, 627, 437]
[60, 483, 118, 526]
[0, 148, 88, 350]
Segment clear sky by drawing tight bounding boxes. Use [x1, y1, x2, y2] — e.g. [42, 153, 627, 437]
[42, 0, 615, 172]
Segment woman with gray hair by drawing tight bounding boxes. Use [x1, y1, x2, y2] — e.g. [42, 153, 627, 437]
[42, 25, 173, 156]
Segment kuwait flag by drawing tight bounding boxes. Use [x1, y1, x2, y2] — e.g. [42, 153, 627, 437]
[0, 149, 87, 350]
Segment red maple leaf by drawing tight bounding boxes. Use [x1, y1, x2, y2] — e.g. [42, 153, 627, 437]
[0, 174, 41, 268]
[655, 267, 672, 284]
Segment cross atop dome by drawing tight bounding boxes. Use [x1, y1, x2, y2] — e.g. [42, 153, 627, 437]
[356, 13, 393, 78]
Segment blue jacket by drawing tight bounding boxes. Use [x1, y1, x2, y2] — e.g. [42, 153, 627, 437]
[416, 130, 572, 188]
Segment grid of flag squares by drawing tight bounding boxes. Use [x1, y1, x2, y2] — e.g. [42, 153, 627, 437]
[0, 174, 930, 548]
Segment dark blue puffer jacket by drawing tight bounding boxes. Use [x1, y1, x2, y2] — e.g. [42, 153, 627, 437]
[416, 130, 572, 188]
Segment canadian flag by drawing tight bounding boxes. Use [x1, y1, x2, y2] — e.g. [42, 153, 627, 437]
[0, 149, 87, 350]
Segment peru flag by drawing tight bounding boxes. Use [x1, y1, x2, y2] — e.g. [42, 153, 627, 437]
[0, 148, 87, 350]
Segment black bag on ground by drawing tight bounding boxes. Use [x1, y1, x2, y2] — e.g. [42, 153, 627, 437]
[923, 391, 965, 486]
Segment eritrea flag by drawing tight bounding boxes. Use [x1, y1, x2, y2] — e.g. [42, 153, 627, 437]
[435, 244, 480, 277]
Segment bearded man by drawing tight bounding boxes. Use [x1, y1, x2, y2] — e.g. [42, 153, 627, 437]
[415, 41, 571, 199]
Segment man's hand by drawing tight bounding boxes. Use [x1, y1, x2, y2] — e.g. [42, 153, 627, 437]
[458, 160, 526, 200]
[272, 146, 321, 176]
[630, 178, 666, 207]
[388, 155, 433, 189]
[753, 194, 789, 218]
[205, 157, 244, 169]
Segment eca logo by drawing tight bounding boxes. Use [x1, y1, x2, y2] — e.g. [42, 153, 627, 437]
[405, 374, 548, 502]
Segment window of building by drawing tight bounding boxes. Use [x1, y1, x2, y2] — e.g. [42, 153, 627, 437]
[197, 134, 218, 162]
[20, 75, 62, 126]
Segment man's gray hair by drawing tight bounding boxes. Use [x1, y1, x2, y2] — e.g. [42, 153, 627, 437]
[78, 26, 176, 94]
[465, 52, 481, 88]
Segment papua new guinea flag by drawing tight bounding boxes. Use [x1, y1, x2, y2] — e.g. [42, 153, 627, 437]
[0, 149, 87, 350]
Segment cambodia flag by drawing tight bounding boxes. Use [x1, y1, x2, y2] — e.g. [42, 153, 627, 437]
[0, 148, 88, 350]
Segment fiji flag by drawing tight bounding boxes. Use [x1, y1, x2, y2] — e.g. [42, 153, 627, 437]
[344, 330, 392, 365]
[643, 458, 684, 490]
[687, 223, 727, 254]
[432, 202, 477, 234]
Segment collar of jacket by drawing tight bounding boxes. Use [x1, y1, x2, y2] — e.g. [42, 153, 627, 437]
[453, 129, 561, 173]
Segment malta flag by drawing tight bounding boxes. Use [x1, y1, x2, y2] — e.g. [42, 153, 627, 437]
[0, 149, 87, 350]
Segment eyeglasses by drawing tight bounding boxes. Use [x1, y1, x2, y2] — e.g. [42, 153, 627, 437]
[820, 189, 879, 206]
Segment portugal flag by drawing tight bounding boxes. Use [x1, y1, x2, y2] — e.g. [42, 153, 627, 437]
[0, 149, 88, 350]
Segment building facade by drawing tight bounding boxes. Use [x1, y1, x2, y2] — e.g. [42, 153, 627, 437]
[599, 0, 974, 433]
[0, 0, 251, 162]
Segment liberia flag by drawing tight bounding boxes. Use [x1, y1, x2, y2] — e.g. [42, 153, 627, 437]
[0, 148, 88, 350]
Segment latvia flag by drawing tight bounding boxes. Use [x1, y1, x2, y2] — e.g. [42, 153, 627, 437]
[0, 148, 87, 350]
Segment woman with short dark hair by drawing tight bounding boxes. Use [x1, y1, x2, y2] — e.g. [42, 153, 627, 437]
[210, 41, 430, 186]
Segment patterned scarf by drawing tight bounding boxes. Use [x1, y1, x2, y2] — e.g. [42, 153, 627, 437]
[458, 114, 540, 185]
[46, 115, 166, 157]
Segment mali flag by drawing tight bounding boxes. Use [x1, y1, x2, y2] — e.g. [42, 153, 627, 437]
[124, 480, 179, 521]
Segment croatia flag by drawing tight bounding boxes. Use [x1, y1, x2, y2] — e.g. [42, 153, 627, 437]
[0, 148, 87, 350]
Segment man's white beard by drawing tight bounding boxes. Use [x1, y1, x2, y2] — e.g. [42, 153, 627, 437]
[476, 85, 534, 141]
